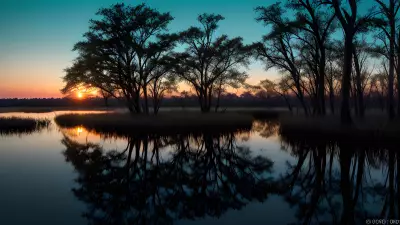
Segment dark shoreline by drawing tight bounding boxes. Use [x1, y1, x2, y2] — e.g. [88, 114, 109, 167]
[54, 112, 255, 135]
[279, 115, 400, 144]
[0, 117, 51, 135]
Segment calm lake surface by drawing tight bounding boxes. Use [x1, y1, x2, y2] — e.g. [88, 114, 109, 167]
[0, 111, 397, 225]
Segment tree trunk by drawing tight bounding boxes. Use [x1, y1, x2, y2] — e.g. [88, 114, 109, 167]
[341, 34, 353, 124]
[103, 96, 109, 107]
[215, 90, 221, 112]
[132, 92, 141, 114]
[282, 94, 293, 113]
[143, 86, 149, 115]
[207, 86, 213, 112]
[215, 82, 222, 112]
[318, 49, 326, 115]
[312, 94, 319, 115]
[200, 87, 212, 113]
[126, 93, 140, 114]
[388, 11, 395, 119]
[397, 31, 400, 115]
[329, 82, 335, 114]
[295, 81, 309, 116]
[197, 89, 205, 112]
[153, 95, 160, 115]
[353, 48, 364, 118]
[127, 104, 134, 114]
[353, 92, 359, 117]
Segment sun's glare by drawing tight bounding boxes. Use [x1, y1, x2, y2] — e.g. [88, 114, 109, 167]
[76, 126, 84, 135]
[77, 92, 83, 99]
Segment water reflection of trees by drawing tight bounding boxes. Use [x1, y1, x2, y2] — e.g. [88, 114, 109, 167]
[251, 119, 280, 139]
[279, 134, 400, 225]
[62, 131, 275, 225]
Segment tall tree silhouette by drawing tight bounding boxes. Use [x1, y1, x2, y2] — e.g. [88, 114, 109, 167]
[62, 3, 178, 114]
[255, 3, 310, 115]
[287, 0, 337, 115]
[148, 72, 178, 114]
[322, 0, 377, 123]
[374, 0, 400, 119]
[173, 14, 253, 113]
[352, 38, 375, 117]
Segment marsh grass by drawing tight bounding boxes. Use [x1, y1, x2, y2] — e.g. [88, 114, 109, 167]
[279, 115, 400, 144]
[0, 117, 51, 135]
[0, 106, 116, 113]
[55, 112, 253, 135]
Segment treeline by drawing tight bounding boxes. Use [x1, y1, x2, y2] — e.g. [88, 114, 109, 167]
[62, 3, 251, 114]
[0, 94, 391, 110]
[63, 1, 400, 124]
[250, 0, 400, 124]
[0, 95, 303, 108]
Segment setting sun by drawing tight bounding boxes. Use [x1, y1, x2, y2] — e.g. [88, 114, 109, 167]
[77, 92, 83, 99]
[76, 126, 84, 135]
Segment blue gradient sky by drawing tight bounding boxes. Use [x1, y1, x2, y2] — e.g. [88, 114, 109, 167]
[0, 0, 374, 98]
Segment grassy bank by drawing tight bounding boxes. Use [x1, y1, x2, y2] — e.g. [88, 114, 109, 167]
[0, 106, 114, 113]
[279, 115, 400, 143]
[55, 112, 254, 135]
[0, 117, 51, 135]
[0, 106, 288, 116]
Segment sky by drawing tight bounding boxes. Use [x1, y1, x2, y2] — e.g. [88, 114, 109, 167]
[0, 0, 375, 98]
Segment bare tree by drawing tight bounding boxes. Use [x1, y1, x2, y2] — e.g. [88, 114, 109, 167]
[214, 70, 247, 112]
[286, 0, 337, 115]
[370, 65, 389, 111]
[352, 38, 376, 117]
[396, 23, 400, 115]
[326, 43, 343, 114]
[322, 0, 377, 124]
[374, 0, 400, 119]
[149, 73, 178, 114]
[260, 77, 294, 112]
[174, 14, 253, 113]
[255, 3, 309, 115]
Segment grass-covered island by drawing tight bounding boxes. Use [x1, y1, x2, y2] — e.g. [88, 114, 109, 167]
[55, 112, 254, 135]
[0, 117, 51, 135]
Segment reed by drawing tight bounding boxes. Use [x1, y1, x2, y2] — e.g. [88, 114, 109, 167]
[0, 117, 51, 135]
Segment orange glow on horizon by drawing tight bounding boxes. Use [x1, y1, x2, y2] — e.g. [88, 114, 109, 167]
[0, 70, 277, 99]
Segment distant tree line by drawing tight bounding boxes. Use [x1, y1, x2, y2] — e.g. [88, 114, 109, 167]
[62, 1, 400, 124]
[0, 94, 324, 109]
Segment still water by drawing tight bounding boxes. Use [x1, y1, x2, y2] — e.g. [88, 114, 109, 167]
[0, 111, 397, 225]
